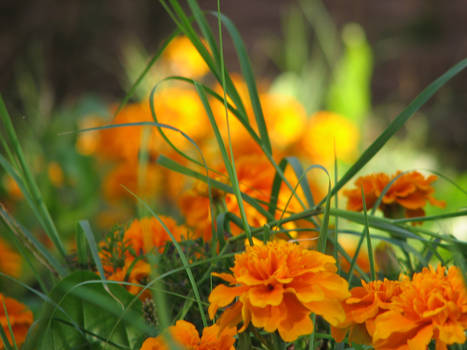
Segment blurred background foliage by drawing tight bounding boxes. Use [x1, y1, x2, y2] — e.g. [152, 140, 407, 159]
[0, 0, 466, 290]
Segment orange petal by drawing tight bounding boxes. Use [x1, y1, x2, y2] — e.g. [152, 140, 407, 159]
[407, 324, 433, 350]
[248, 284, 284, 308]
[208, 285, 248, 319]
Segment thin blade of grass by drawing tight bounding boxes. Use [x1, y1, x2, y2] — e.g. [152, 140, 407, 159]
[0, 96, 67, 261]
[194, 82, 253, 244]
[1, 297, 18, 350]
[114, 30, 179, 117]
[217, 13, 272, 154]
[361, 188, 376, 281]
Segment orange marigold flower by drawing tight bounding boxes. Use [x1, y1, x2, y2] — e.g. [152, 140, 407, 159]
[344, 171, 446, 223]
[103, 162, 162, 202]
[140, 320, 236, 350]
[97, 102, 160, 162]
[107, 258, 151, 299]
[0, 238, 21, 278]
[208, 239, 350, 342]
[163, 36, 209, 79]
[372, 265, 467, 350]
[297, 111, 359, 165]
[124, 216, 187, 255]
[0, 294, 33, 348]
[331, 279, 402, 345]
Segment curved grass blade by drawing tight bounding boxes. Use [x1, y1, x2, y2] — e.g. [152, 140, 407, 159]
[361, 188, 376, 281]
[217, 13, 272, 154]
[114, 30, 179, 117]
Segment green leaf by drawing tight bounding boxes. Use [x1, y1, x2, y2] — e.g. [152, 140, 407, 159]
[23, 271, 147, 350]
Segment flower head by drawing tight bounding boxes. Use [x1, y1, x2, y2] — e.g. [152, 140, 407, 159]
[140, 320, 236, 350]
[298, 111, 359, 165]
[0, 238, 21, 278]
[0, 294, 33, 348]
[372, 265, 467, 350]
[163, 36, 209, 78]
[107, 258, 151, 299]
[331, 279, 402, 344]
[344, 171, 445, 223]
[208, 239, 349, 342]
[124, 216, 186, 255]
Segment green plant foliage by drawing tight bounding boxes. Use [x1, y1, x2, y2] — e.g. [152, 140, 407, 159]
[23, 271, 146, 350]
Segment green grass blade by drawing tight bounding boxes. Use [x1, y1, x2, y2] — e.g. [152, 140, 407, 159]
[0, 200, 66, 277]
[318, 181, 332, 253]
[218, 14, 272, 154]
[1, 297, 18, 350]
[0, 96, 67, 261]
[114, 30, 179, 117]
[157, 154, 274, 221]
[321, 58, 467, 205]
[78, 221, 106, 281]
[194, 82, 254, 244]
[361, 188, 376, 281]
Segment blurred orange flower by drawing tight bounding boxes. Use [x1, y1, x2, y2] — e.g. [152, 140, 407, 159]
[163, 36, 209, 79]
[97, 102, 160, 162]
[140, 320, 236, 350]
[0, 238, 21, 277]
[103, 162, 162, 202]
[124, 216, 187, 255]
[179, 154, 307, 241]
[331, 279, 402, 344]
[208, 239, 349, 342]
[372, 265, 467, 350]
[297, 111, 359, 165]
[107, 258, 151, 299]
[344, 171, 445, 223]
[0, 294, 33, 348]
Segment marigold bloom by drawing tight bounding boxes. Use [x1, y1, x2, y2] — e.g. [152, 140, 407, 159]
[331, 279, 402, 344]
[163, 36, 209, 78]
[97, 102, 160, 162]
[0, 294, 33, 348]
[140, 320, 236, 350]
[261, 93, 307, 151]
[208, 239, 349, 342]
[372, 265, 467, 350]
[124, 216, 186, 255]
[298, 111, 359, 165]
[75, 115, 104, 156]
[107, 258, 151, 299]
[179, 154, 305, 240]
[47, 162, 64, 187]
[0, 238, 21, 277]
[344, 171, 446, 223]
[102, 162, 161, 202]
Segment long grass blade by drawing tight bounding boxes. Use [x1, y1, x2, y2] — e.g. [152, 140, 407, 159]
[321, 58, 467, 205]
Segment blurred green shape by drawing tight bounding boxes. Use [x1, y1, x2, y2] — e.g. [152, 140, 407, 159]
[23, 271, 147, 350]
[326, 23, 373, 124]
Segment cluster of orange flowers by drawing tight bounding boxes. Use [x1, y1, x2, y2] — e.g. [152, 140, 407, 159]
[344, 171, 446, 222]
[332, 265, 467, 349]
[99, 216, 187, 298]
